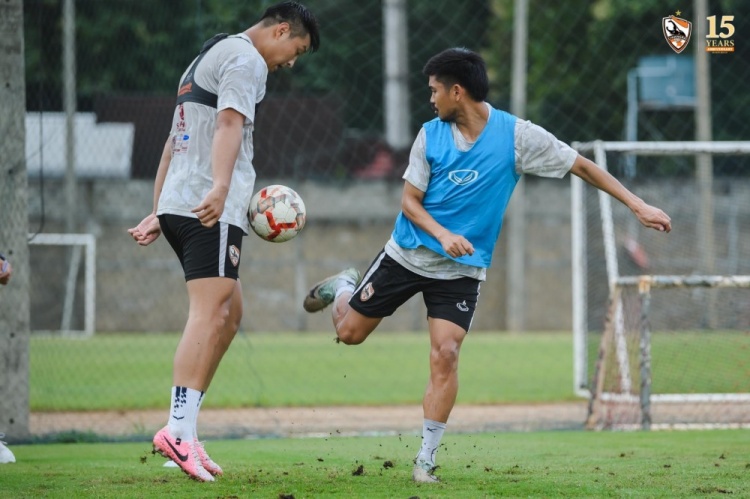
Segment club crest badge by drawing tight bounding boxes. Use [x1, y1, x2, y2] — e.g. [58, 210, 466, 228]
[360, 282, 374, 302]
[228, 245, 240, 267]
[662, 14, 692, 53]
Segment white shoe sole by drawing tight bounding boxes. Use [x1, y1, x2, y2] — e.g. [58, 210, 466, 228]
[412, 465, 439, 483]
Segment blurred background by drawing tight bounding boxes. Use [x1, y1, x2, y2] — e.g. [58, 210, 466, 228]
[17, 0, 749, 333]
[1, 0, 749, 438]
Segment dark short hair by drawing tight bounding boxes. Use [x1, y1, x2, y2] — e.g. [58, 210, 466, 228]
[422, 48, 488, 102]
[260, 1, 320, 53]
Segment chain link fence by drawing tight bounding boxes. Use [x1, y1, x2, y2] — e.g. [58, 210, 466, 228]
[3, 0, 749, 437]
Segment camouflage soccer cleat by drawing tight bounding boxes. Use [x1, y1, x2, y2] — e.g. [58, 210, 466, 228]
[412, 461, 440, 483]
[303, 268, 361, 313]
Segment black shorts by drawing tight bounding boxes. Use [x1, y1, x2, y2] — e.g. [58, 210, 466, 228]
[158, 214, 243, 281]
[349, 251, 481, 332]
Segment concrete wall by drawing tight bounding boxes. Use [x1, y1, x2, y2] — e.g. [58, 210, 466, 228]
[23, 176, 653, 333]
[26, 176, 578, 333]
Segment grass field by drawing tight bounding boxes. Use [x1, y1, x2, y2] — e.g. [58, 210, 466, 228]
[589, 329, 750, 394]
[13, 331, 750, 496]
[2, 430, 748, 498]
[30, 331, 577, 411]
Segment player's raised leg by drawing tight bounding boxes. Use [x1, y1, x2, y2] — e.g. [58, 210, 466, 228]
[303, 265, 387, 344]
[303, 267, 361, 313]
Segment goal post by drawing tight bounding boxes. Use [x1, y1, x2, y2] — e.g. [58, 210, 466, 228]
[571, 140, 750, 430]
[29, 233, 96, 337]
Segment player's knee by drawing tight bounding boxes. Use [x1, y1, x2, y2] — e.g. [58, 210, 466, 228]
[224, 315, 241, 337]
[430, 343, 460, 370]
[335, 326, 366, 345]
[226, 305, 243, 334]
[208, 305, 232, 334]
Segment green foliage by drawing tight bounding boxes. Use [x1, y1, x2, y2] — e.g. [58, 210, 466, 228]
[3, 431, 749, 497]
[23, 1, 750, 164]
[23, 0, 491, 134]
[24, 0, 288, 110]
[485, 0, 750, 148]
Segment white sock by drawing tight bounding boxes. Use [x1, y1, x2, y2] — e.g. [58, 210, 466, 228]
[167, 386, 202, 440]
[334, 275, 356, 300]
[193, 391, 205, 441]
[415, 418, 446, 467]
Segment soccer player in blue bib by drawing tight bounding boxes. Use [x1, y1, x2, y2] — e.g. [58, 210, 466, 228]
[303, 47, 672, 483]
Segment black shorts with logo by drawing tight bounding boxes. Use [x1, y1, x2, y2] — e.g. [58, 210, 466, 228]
[349, 251, 481, 332]
[158, 214, 243, 281]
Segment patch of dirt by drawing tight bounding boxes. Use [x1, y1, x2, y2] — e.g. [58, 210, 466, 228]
[30, 402, 588, 439]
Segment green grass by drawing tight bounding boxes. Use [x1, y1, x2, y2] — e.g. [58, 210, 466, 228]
[19, 331, 750, 497]
[31, 331, 577, 411]
[589, 330, 750, 395]
[2, 430, 749, 498]
[651, 331, 750, 393]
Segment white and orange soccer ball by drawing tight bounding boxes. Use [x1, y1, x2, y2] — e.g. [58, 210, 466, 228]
[248, 184, 306, 242]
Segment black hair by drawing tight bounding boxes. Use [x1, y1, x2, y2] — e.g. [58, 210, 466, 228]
[260, 1, 320, 53]
[422, 48, 488, 102]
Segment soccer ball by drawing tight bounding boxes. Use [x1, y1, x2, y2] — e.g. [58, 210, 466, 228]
[248, 184, 306, 242]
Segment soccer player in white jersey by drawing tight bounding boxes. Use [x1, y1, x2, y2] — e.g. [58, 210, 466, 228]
[128, 2, 319, 482]
[303, 47, 672, 483]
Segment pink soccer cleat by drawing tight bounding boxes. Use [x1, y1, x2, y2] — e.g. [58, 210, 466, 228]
[152, 426, 214, 482]
[194, 439, 223, 476]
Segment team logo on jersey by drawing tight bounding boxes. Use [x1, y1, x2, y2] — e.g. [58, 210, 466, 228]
[662, 14, 692, 53]
[228, 245, 240, 267]
[360, 282, 375, 302]
[448, 170, 479, 186]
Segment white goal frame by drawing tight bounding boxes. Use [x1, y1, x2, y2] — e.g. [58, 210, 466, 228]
[29, 233, 96, 337]
[570, 141, 750, 426]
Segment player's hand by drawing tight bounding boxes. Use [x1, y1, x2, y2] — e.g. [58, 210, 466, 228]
[192, 186, 228, 228]
[0, 259, 12, 285]
[437, 231, 475, 258]
[128, 213, 162, 246]
[634, 203, 672, 233]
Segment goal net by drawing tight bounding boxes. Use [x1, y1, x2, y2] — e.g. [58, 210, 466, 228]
[571, 141, 750, 430]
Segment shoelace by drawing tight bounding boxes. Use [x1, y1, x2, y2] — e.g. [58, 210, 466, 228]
[197, 442, 217, 465]
[192, 446, 207, 471]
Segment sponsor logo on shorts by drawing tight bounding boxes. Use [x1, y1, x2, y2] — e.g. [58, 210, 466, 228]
[456, 300, 469, 312]
[228, 245, 240, 267]
[360, 282, 374, 302]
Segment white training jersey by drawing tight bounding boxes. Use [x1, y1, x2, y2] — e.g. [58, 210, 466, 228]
[157, 33, 267, 234]
[385, 103, 578, 281]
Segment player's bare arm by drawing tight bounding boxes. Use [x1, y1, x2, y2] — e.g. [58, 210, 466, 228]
[151, 137, 173, 215]
[191, 108, 245, 228]
[570, 154, 672, 233]
[128, 137, 173, 246]
[401, 182, 475, 258]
